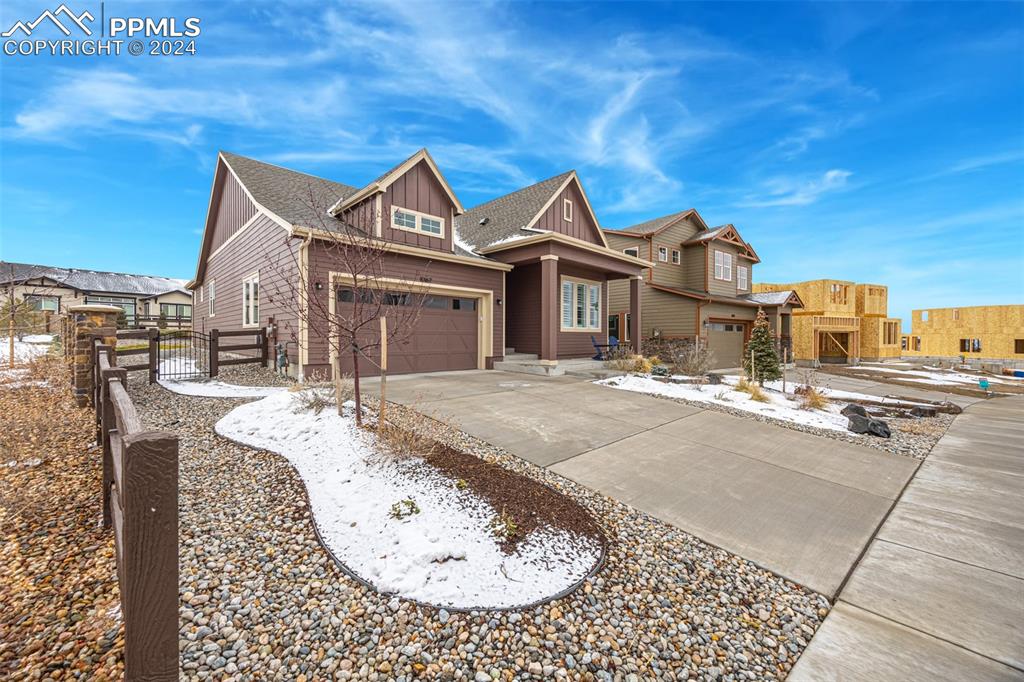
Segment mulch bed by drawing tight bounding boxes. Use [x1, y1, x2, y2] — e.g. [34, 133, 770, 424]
[421, 443, 605, 553]
[0, 358, 123, 680]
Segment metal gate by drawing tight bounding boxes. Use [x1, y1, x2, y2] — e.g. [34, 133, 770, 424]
[157, 330, 210, 380]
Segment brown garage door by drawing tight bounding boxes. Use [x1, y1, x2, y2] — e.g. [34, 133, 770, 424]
[335, 290, 479, 376]
[707, 322, 747, 369]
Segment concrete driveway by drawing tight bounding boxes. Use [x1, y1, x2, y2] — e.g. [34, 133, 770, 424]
[367, 370, 919, 597]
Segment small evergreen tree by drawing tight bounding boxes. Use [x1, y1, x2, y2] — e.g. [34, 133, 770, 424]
[744, 308, 782, 384]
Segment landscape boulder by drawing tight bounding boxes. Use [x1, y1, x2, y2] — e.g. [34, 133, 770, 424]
[705, 373, 723, 385]
[846, 413, 892, 438]
[910, 406, 938, 418]
[840, 403, 868, 418]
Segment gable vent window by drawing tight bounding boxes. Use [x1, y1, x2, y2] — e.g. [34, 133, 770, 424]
[563, 198, 573, 222]
[714, 250, 733, 281]
[391, 206, 445, 238]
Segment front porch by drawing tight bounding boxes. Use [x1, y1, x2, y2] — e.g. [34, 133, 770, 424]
[482, 238, 646, 372]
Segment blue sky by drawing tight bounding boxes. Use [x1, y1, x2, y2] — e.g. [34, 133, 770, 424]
[1, 1, 1021, 327]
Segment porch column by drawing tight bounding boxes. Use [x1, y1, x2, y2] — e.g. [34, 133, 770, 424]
[629, 276, 642, 353]
[539, 255, 559, 364]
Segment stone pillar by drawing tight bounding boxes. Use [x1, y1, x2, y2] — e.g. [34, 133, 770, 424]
[69, 305, 121, 407]
[629, 276, 643, 354]
[539, 255, 559, 364]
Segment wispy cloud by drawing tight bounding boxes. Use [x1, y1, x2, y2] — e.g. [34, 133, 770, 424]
[947, 150, 1024, 174]
[740, 169, 852, 207]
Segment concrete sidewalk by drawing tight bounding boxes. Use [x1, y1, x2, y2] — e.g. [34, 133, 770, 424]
[789, 396, 1024, 681]
[367, 370, 918, 598]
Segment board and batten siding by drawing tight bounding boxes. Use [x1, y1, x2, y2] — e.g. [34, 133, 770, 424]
[209, 166, 259, 253]
[303, 243, 505, 376]
[505, 263, 542, 355]
[379, 160, 455, 253]
[532, 181, 604, 245]
[196, 214, 300, 350]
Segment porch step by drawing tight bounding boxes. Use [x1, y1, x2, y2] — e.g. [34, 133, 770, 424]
[559, 358, 627, 380]
[503, 352, 539, 361]
[493, 359, 565, 376]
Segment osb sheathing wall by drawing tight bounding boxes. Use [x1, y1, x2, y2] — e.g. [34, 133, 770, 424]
[903, 304, 1024, 361]
[755, 279, 867, 362]
[855, 284, 888, 318]
[755, 279, 857, 317]
[860, 316, 902, 360]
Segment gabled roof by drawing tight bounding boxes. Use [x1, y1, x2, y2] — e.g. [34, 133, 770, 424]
[739, 290, 804, 308]
[607, 208, 708, 237]
[329, 148, 465, 216]
[0, 261, 188, 297]
[454, 171, 574, 250]
[220, 151, 359, 229]
[683, 223, 761, 263]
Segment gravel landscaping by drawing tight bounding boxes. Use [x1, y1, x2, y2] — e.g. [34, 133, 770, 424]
[598, 374, 953, 460]
[129, 365, 830, 681]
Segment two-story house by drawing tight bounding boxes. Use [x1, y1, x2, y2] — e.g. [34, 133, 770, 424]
[190, 150, 649, 378]
[604, 211, 802, 369]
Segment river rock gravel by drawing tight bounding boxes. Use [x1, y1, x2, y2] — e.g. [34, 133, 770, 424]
[128, 368, 830, 681]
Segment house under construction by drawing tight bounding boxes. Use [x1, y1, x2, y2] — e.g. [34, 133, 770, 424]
[753, 279, 901, 366]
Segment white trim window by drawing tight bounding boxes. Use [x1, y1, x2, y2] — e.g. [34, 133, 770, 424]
[242, 273, 259, 327]
[563, 198, 573, 222]
[208, 280, 216, 317]
[391, 205, 445, 238]
[560, 277, 601, 331]
[737, 265, 748, 290]
[623, 246, 639, 257]
[671, 249, 680, 265]
[714, 250, 733, 281]
[658, 246, 668, 262]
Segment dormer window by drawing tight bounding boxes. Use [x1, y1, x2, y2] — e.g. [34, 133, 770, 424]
[658, 246, 668, 262]
[391, 206, 445, 238]
[563, 198, 573, 222]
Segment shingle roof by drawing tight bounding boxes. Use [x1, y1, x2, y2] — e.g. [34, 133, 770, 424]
[739, 291, 799, 306]
[0, 261, 188, 297]
[454, 171, 574, 250]
[682, 225, 729, 244]
[612, 209, 699, 235]
[220, 151, 359, 229]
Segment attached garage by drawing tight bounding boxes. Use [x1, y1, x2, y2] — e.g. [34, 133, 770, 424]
[332, 287, 486, 377]
[706, 321, 748, 369]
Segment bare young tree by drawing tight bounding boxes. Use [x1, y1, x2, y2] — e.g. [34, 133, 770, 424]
[264, 187, 430, 425]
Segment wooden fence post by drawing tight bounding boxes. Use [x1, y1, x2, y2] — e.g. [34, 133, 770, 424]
[148, 327, 159, 384]
[210, 329, 219, 378]
[99, 353, 126, 528]
[121, 430, 179, 680]
[378, 317, 387, 431]
[260, 328, 268, 368]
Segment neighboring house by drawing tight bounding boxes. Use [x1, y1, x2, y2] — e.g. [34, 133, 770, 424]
[753, 279, 901, 366]
[604, 212, 802, 369]
[0, 262, 192, 326]
[902, 304, 1024, 364]
[189, 150, 649, 379]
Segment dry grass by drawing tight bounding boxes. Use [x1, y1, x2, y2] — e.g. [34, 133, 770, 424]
[606, 352, 656, 373]
[800, 386, 829, 410]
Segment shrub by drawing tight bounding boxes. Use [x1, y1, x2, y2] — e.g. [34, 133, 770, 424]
[747, 383, 770, 402]
[489, 508, 519, 541]
[800, 386, 829, 410]
[389, 498, 420, 519]
[667, 338, 716, 377]
[292, 383, 335, 414]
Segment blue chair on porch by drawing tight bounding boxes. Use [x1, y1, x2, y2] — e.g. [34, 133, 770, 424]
[591, 335, 619, 360]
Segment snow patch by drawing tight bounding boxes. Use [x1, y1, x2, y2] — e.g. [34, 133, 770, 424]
[215, 391, 601, 608]
[0, 336, 52, 365]
[157, 357, 287, 397]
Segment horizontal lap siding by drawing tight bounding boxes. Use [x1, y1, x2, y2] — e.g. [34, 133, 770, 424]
[506, 263, 541, 355]
[381, 160, 454, 253]
[304, 243, 504, 372]
[643, 288, 698, 338]
[557, 263, 607, 359]
[682, 246, 705, 291]
[707, 243, 740, 298]
[650, 219, 698, 288]
[533, 181, 604, 245]
[199, 215, 300, 354]
[210, 169, 259, 253]
[702, 302, 757, 325]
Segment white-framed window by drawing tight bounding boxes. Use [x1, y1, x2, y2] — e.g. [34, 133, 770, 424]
[623, 246, 639, 257]
[199, 286, 204, 303]
[24, 294, 59, 312]
[208, 280, 216, 317]
[560, 277, 601, 331]
[714, 250, 733, 281]
[671, 249, 680, 265]
[242, 273, 259, 327]
[737, 265, 748, 290]
[658, 246, 668, 262]
[391, 205, 445, 238]
[563, 198, 573, 222]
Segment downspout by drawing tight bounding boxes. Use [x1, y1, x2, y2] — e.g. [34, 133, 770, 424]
[298, 231, 312, 382]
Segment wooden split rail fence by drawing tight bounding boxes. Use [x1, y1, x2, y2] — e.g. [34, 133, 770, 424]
[110, 327, 268, 382]
[93, 342, 179, 681]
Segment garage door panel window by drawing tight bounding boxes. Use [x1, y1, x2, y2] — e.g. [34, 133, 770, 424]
[561, 278, 601, 331]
